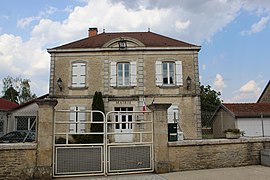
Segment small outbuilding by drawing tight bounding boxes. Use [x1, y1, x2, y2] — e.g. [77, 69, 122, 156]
[212, 103, 270, 138]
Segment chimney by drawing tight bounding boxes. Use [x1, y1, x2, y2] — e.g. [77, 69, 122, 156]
[88, 27, 98, 37]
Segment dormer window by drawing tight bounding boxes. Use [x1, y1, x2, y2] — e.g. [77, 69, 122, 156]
[118, 38, 127, 50]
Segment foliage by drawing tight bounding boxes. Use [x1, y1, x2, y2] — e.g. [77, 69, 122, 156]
[200, 85, 222, 127]
[1, 76, 37, 104]
[90, 91, 105, 143]
[224, 128, 241, 134]
[72, 134, 93, 144]
[3, 86, 19, 103]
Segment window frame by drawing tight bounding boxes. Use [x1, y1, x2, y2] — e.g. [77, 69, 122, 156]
[117, 62, 130, 86]
[110, 61, 137, 87]
[162, 62, 175, 85]
[15, 116, 36, 131]
[156, 60, 183, 87]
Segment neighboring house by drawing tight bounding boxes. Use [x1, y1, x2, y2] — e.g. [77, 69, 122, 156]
[0, 94, 48, 136]
[0, 98, 19, 136]
[47, 28, 202, 140]
[257, 80, 270, 103]
[7, 94, 49, 133]
[212, 103, 270, 138]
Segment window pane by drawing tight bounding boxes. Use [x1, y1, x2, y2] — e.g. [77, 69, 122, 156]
[169, 63, 174, 84]
[117, 63, 130, 86]
[16, 117, 28, 130]
[115, 115, 119, 129]
[117, 64, 123, 85]
[162, 63, 168, 84]
[0, 121, 3, 132]
[124, 63, 130, 85]
[162, 62, 175, 85]
[122, 116, 126, 129]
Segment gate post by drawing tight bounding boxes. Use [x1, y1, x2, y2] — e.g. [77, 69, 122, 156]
[148, 103, 171, 173]
[35, 99, 58, 179]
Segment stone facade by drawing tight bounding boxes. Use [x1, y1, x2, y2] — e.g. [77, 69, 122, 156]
[48, 30, 202, 139]
[0, 144, 36, 180]
[168, 138, 270, 172]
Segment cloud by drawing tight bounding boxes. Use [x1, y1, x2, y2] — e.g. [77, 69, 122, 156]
[17, 6, 59, 28]
[28, 0, 246, 46]
[2, 0, 270, 97]
[213, 74, 226, 93]
[17, 16, 40, 28]
[239, 80, 259, 93]
[175, 20, 190, 32]
[241, 16, 270, 35]
[226, 80, 262, 102]
[0, 33, 49, 95]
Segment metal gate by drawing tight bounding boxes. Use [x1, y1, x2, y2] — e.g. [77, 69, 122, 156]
[53, 109, 153, 177]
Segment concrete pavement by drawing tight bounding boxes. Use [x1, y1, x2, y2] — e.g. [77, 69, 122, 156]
[55, 165, 270, 180]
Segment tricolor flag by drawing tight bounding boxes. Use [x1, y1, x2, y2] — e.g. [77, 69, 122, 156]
[142, 99, 147, 112]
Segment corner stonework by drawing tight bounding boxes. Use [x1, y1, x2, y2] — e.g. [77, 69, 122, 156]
[35, 98, 58, 179]
[148, 103, 171, 173]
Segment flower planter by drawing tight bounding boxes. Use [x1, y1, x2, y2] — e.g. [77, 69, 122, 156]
[225, 132, 240, 139]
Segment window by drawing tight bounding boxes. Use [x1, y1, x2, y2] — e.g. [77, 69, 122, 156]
[72, 62, 86, 87]
[114, 107, 133, 130]
[110, 61, 137, 87]
[16, 116, 36, 131]
[70, 106, 85, 133]
[163, 62, 175, 84]
[117, 63, 130, 86]
[156, 60, 183, 86]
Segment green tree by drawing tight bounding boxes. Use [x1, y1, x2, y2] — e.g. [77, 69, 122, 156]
[200, 85, 222, 127]
[3, 86, 19, 103]
[2, 76, 37, 104]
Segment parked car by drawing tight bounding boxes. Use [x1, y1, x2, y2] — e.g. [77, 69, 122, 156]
[0, 130, 35, 143]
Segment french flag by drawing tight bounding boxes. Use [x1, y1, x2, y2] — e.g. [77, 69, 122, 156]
[142, 100, 147, 112]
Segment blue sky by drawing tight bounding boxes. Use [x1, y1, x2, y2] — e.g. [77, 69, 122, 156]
[0, 0, 269, 102]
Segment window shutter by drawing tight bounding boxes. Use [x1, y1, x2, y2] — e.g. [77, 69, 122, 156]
[72, 63, 86, 87]
[155, 61, 162, 86]
[110, 62, 117, 86]
[78, 106, 85, 133]
[130, 62, 137, 86]
[175, 61, 183, 86]
[69, 107, 76, 133]
[167, 105, 179, 123]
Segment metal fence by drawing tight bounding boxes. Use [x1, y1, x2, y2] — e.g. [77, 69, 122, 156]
[0, 109, 37, 143]
[53, 109, 153, 177]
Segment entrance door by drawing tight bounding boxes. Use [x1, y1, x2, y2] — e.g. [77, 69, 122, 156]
[114, 107, 133, 142]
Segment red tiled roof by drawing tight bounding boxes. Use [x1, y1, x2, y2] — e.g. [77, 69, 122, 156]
[12, 94, 49, 110]
[0, 98, 19, 110]
[51, 31, 200, 49]
[222, 103, 270, 117]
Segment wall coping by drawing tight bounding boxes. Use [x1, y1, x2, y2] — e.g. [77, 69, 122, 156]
[168, 137, 270, 147]
[0, 143, 37, 150]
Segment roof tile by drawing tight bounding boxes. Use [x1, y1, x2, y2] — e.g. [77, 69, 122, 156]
[223, 103, 270, 117]
[0, 98, 19, 110]
[51, 31, 199, 49]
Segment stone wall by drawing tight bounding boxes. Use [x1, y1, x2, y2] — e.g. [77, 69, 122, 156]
[0, 144, 37, 180]
[168, 138, 270, 172]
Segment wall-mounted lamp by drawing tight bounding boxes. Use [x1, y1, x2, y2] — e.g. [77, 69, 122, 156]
[186, 76, 191, 90]
[57, 78, 63, 91]
[118, 37, 127, 50]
